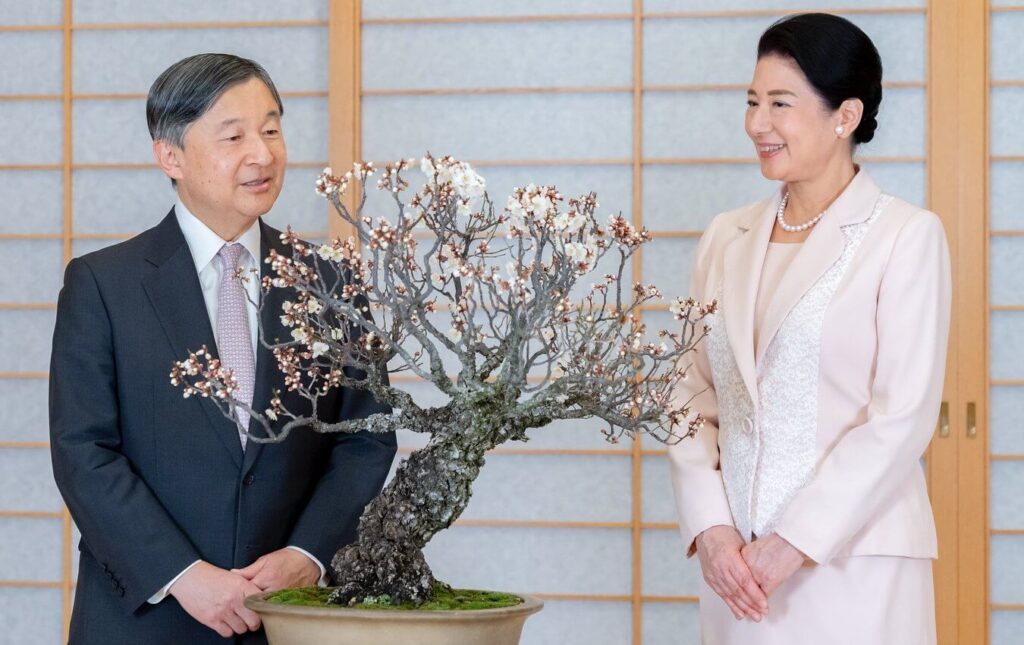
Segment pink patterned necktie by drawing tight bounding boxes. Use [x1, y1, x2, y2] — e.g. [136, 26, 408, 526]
[216, 243, 255, 449]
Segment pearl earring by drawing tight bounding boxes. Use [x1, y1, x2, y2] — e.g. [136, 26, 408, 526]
[835, 125, 845, 136]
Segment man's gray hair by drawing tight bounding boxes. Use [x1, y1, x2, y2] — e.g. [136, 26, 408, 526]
[147, 53, 283, 148]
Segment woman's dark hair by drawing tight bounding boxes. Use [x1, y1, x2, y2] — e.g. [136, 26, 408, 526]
[757, 13, 883, 144]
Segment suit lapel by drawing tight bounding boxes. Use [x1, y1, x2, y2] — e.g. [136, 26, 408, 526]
[242, 221, 291, 476]
[753, 170, 883, 367]
[142, 210, 243, 469]
[722, 197, 776, 404]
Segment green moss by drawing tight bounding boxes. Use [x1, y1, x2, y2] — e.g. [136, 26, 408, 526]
[266, 583, 523, 611]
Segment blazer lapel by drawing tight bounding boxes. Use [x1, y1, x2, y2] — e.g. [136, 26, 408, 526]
[722, 196, 777, 404]
[241, 221, 291, 476]
[754, 169, 884, 367]
[142, 210, 244, 469]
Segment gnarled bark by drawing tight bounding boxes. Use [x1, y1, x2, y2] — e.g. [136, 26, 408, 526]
[328, 419, 504, 605]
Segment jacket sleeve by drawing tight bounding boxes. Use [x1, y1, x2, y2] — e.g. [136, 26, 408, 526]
[773, 211, 952, 564]
[49, 258, 201, 614]
[668, 221, 737, 557]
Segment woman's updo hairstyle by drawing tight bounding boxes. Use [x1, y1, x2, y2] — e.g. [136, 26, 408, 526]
[757, 13, 883, 144]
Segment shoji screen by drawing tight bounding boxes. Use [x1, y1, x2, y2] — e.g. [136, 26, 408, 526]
[357, 2, 927, 643]
[989, 4, 1024, 644]
[0, 1, 330, 641]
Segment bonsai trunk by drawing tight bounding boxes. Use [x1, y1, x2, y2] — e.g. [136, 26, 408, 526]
[328, 420, 502, 605]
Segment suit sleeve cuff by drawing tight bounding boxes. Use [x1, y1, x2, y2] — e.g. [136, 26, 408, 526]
[147, 559, 202, 604]
[286, 545, 328, 586]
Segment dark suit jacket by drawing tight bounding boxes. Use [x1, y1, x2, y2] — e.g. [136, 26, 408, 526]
[49, 209, 396, 644]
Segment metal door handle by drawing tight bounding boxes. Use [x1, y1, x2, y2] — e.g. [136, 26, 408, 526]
[967, 402, 977, 439]
[937, 401, 950, 438]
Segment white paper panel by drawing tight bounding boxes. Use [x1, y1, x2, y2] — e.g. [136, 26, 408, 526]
[643, 88, 924, 159]
[362, 93, 633, 162]
[73, 168, 178, 234]
[644, 13, 924, 85]
[991, 312, 1024, 380]
[71, 98, 149, 164]
[73, 27, 327, 94]
[992, 610, 1024, 645]
[0, 170, 63, 234]
[643, 602, 702, 645]
[991, 386, 1024, 455]
[0, 588, 63, 645]
[0, 32, 63, 94]
[643, 163, 773, 232]
[0, 310, 55, 373]
[0, 101, 63, 165]
[992, 238, 1024, 304]
[642, 529, 703, 596]
[992, 12, 1024, 81]
[869, 161, 927, 208]
[363, 21, 632, 90]
[0, 0, 61, 25]
[0, 518, 62, 581]
[0, 240, 63, 303]
[992, 536, 1024, 604]
[363, 0, 631, 19]
[991, 161, 1024, 230]
[521, 599, 632, 645]
[992, 88, 1024, 156]
[0, 380, 50, 443]
[72, 0, 327, 23]
[642, 455, 679, 523]
[991, 461, 1024, 529]
[424, 525, 632, 594]
[460, 454, 632, 522]
[0, 449, 62, 512]
[642, 237, 698, 298]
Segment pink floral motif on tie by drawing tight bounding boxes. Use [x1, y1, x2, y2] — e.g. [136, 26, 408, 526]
[217, 243, 255, 449]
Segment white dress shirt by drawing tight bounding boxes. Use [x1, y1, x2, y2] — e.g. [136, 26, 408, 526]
[147, 201, 327, 604]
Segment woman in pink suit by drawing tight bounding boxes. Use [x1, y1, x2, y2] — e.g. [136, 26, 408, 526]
[669, 13, 950, 645]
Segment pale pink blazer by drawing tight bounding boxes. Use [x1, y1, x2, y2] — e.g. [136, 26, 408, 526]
[669, 170, 951, 565]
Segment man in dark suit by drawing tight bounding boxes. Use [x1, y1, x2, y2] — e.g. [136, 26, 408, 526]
[49, 53, 396, 644]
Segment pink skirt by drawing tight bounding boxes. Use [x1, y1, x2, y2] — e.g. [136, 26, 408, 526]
[699, 555, 936, 645]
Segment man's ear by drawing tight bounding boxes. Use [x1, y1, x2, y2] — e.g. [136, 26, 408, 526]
[152, 139, 185, 182]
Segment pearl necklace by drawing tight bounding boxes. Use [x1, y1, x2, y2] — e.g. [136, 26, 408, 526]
[776, 192, 826, 233]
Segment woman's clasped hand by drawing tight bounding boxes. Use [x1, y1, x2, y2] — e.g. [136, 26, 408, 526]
[695, 526, 807, 622]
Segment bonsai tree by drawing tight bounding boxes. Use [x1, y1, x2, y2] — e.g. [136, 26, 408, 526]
[171, 155, 714, 606]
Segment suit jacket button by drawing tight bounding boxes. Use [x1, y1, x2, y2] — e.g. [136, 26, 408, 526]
[742, 417, 754, 434]
[243, 473, 256, 486]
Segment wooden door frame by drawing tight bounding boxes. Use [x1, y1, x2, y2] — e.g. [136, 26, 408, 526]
[928, 1, 990, 644]
[955, 0, 990, 644]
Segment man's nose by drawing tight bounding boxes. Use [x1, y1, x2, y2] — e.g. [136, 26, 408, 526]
[247, 134, 274, 165]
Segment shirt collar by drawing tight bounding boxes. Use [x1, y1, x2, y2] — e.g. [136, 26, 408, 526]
[174, 199, 262, 273]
